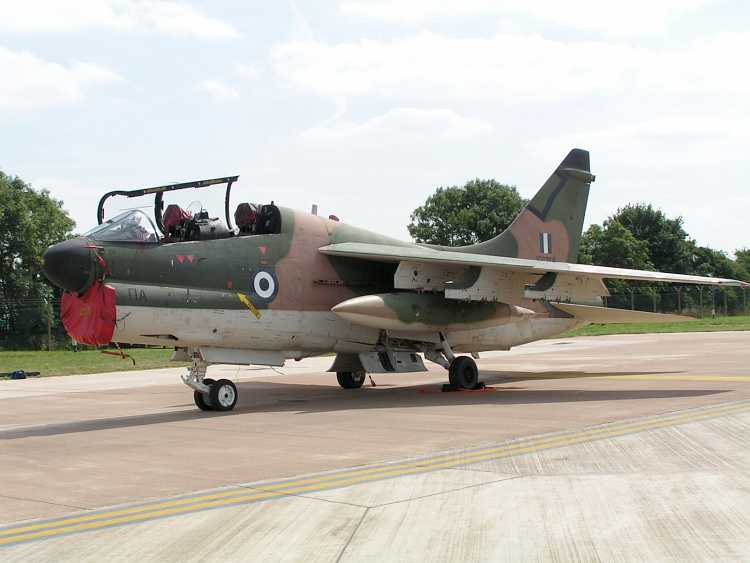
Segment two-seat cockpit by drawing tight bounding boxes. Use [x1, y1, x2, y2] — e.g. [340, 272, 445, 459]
[87, 176, 281, 244]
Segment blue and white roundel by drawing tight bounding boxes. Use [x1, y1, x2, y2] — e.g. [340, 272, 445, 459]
[251, 269, 278, 301]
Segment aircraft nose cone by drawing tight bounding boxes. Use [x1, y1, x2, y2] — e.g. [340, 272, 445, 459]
[42, 238, 96, 293]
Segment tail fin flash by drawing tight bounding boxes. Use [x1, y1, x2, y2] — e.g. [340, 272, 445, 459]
[461, 149, 594, 262]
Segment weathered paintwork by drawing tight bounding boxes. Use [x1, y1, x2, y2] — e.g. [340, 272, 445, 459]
[439, 149, 592, 262]
[42, 148, 744, 367]
[332, 293, 533, 332]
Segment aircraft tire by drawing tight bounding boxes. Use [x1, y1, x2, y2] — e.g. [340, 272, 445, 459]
[193, 378, 216, 411]
[337, 371, 366, 389]
[449, 356, 479, 389]
[209, 379, 238, 411]
[194, 390, 212, 411]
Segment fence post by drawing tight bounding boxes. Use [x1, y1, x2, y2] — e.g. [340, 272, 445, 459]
[745, 286, 748, 315]
[699, 286, 703, 318]
[652, 289, 657, 313]
[677, 287, 682, 314]
[630, 288, 635, 310]
[712, 287, 717, 318]
[723, 288, 728, 316]
[45, 298, 53, 352]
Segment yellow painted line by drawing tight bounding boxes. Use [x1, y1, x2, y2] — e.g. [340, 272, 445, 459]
[2, 400, 749, 546]
[236, 293, 261, 319]
[602, 375, 750, 383]
[2, 401, 748, 540]
[504, 373, 750, 383]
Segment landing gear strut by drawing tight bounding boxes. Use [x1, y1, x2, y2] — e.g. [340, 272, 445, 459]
[182, 356, 238, 411]
[437, 332, 484, 391]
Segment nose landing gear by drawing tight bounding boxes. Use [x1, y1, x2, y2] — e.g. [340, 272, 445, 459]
[183, 356, 238, 411]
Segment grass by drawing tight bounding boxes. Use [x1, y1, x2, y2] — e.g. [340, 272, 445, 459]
[0, 348, 187, 378]
[560, 314, 750, 337]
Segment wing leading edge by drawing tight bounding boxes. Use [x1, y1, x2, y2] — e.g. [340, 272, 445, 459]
[319, 242, 748, 287]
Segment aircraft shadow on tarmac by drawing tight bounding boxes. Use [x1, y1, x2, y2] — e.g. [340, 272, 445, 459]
[0, 370, 731, 440]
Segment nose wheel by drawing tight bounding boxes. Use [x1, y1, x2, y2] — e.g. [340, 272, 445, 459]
[193, 378, 215, 411]
[183, 357, 238, 412]
[193, 378, 238, 411]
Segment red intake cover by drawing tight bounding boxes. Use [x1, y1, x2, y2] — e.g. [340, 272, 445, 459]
[61, 282, 117, 346]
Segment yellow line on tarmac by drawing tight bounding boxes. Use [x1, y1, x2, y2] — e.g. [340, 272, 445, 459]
[2, 400, 749, 546]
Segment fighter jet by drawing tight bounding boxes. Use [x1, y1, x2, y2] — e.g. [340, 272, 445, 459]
[41, 149, 747, 411]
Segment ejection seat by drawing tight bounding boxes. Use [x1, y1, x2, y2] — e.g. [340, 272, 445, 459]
[234, 203, 282, 236]
[163, 204, 192, 241]
[163, 204, 233, 242]
[235, 203, 260, 235]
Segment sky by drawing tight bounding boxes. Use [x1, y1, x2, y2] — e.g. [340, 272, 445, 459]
[0, 0, 748, 253]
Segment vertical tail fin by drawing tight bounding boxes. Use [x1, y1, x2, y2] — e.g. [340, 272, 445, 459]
[458, 148, 594, 262]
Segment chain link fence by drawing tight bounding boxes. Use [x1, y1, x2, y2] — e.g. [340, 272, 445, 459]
[603, 285, 749, 317]
[0, 296, 66, 351]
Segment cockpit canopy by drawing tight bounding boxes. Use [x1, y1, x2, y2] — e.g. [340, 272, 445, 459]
[86, 204, 282, 244]
[84, 210, 159, 242]
[92, 176, 283, 244]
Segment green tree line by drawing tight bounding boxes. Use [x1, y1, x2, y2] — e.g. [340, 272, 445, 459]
[409, 179, 749, 314]
[0, 172, 75, 349]
[1, 173, 748, 350]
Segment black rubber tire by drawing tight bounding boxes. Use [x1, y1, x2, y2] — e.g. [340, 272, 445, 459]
[337, 371, 366, 389]
[209, 379, 238, 411]
[448, 356, 479, 389]
[194, 390, 212, 411]
[193, 378, 216, 411]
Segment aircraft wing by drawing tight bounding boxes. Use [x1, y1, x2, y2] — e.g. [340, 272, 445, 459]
[319, 242, 748, 287]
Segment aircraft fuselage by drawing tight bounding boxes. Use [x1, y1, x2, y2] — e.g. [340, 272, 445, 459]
[89, 208, 575, 358]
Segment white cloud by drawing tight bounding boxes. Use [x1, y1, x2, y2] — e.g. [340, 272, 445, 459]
[537, 114, 750, 166]
[271, 31, 750, 103]
[198, 80, 239, 102]
[30, 176, 102, 233]
[0, 47, 122, 112]
[0, 0, 240, 38]
[233, 63, 260, 80]
[340, 0, 708, 36]
[300, 108, 492, 143]
[289, 1, 314, 41]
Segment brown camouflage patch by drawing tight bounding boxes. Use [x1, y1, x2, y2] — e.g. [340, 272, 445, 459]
[271, 211, 356, 311]
[511, 211, 571, 262]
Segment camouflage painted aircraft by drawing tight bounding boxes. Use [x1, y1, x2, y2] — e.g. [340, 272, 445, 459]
[42, 149, 747, 411]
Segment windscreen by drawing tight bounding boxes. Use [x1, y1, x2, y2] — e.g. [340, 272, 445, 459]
[84, 210, 159, 242]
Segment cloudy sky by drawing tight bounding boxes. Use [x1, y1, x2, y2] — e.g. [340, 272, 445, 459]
[1, 0, 747, 253]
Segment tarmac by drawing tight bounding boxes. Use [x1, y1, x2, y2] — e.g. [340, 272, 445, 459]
[1, 331, 749, 561]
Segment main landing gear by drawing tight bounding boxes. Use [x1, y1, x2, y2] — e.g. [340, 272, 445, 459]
[437, 332, 484, 392]
[182, 357, 238, 411]
[336, 371, 366, 389]
[448, 356, 480, 390]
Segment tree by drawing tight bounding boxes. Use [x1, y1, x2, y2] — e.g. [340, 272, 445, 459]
[0, 172, 75, 349]
[611, 203, 694, 274]
[578, 220, 653, 270]
[690, 246, 748, 314]
[408, 179, 526, 246]
[735, 248, 750, 278]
